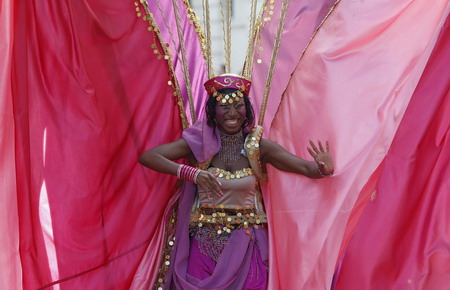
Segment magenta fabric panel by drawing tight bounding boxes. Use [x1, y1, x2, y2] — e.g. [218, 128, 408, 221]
[10, 0, 182, 288]
[148, 0, 208, 123]
[335, 14, 450, 289]
[0, 0, 22, 288]
[263, 1, 450, 288]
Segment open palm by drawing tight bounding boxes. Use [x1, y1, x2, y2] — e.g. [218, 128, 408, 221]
[307, 140, 334, 176]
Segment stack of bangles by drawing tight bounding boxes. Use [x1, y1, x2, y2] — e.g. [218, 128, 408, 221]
[177, 164, 202, 184]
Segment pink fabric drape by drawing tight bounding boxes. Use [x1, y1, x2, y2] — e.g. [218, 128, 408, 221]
[334, 13, 450, 289]
[148, 1, 208, 123]
[7, 0, 183, 288]
[3, 0, 450, 288]
[0, 0, 22, 289]
[250, 0, 335, 132]
[260, 1, 450, 288]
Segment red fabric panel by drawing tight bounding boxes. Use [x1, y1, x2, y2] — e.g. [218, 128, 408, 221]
[12, 0, 182, 288]
[335, 15, 450, 289]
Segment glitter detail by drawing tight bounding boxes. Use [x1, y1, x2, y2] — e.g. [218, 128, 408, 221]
[218, 130, 245, 168]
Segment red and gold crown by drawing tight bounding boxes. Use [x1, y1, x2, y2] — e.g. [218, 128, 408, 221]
[204, 74, 252, 96]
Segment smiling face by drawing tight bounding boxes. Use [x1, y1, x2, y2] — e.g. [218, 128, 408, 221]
[215, 98, 247, 134]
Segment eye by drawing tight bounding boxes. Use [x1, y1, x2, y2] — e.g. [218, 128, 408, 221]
[219, 104, 229, 109]
[235, 103, 245, 108]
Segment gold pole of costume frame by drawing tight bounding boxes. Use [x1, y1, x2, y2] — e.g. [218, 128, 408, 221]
[203, 0, 214, 78]
[258, 0, 290, 126]
[172, 0, 197, 123]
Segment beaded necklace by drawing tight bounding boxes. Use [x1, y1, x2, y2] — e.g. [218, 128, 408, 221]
[217, 130, 244, 168]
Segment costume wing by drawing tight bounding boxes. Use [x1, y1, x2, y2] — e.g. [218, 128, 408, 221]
[0, 0, 197, 288]
[335, 13, 450, 289]
[250, 0, 450, 288]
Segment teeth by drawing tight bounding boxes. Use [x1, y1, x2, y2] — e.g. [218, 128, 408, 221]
[225, 120, 238, 126]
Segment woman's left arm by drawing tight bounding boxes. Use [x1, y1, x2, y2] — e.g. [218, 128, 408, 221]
[260, 139, 334, 179]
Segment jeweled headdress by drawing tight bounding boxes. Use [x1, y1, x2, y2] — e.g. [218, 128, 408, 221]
[200, 0, 290, 111]
[204, 73, 251, 102]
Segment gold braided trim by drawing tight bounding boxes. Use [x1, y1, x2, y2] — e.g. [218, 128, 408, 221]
[135, 0, 190, 129]
[171, 0, 197, 123]
[271, 0, 342, 126]
[153, 202, 178, 290]
[212, 167, 254, 180]
[181, 0, 208, 62]
[258, 0, 290, 125]
[191, 205, 267, 235]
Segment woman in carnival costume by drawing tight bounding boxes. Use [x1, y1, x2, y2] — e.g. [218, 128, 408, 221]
[139, 74, 334, 289]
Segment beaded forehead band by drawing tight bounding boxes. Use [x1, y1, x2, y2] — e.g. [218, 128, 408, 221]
[204, 74, 252, 104]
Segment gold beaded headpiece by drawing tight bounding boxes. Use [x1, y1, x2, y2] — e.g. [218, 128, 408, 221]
[204, 73, 251, 103]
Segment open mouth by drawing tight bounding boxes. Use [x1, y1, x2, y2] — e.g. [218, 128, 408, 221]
[224, 119, 239, 127]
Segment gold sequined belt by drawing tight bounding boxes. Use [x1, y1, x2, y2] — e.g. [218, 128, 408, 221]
[190, 206, 267, 235]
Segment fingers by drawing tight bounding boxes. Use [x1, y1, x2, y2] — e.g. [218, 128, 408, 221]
[198, 172, 223, 198]
[309, 139, 320, 154]
[318, 140, 325, 152]
[307, 147, 317, 159]
[326, 140, 330, 152]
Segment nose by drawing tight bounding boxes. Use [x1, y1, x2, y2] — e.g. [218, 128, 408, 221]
[228, 105, 238, 116]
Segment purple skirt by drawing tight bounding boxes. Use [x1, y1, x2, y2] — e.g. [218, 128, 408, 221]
[164, 183, 269, 290]
[188, 228, 268, 289]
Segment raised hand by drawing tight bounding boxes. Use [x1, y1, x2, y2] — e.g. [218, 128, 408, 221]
[307, 140, 334, 176]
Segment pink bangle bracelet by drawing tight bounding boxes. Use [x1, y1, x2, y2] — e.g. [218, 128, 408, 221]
[178, 164, 202, 184]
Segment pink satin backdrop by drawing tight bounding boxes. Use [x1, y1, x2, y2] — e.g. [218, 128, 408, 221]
[335, 13, 450, 289]
[7, 0, 183, 288]
[262, 0, 450, 288]
[0, 0, 22, 289]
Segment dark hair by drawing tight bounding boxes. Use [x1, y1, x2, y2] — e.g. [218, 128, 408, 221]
[205, 88, 255, 129]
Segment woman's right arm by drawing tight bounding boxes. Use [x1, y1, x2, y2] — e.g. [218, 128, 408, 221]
[138, 138, 193, 176]
[138, 138, 223, 196]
